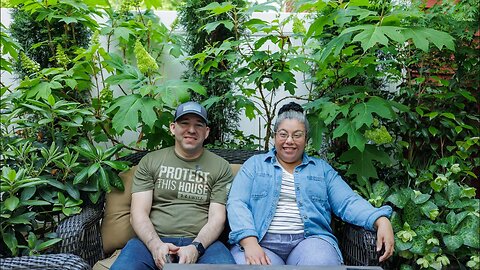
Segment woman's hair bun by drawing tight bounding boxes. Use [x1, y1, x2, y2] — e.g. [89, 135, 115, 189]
[278, 102, 304, 116]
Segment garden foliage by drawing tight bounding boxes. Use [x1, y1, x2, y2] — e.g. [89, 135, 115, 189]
[0, 0, 478, 268]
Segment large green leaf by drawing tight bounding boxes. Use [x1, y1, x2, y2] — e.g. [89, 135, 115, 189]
[351, 97, 396, 129]
[106, 94, 160, 132]
[339, 145, 391, 181]
[332, 119, 367, 151]
[346, 25, 405, 51]
[402, 27, 455, 52]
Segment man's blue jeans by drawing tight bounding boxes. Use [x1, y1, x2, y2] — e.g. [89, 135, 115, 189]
[111, 237, 235, 270]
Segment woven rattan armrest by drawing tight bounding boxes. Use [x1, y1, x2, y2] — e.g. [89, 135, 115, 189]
[337, 222, 384, 266]
[56, 200, 105, 266]
[0, 253, 91, 270]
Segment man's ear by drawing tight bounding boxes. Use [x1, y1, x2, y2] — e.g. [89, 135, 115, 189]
[169, 122, 176, 134]
[204, 127, 210, 140]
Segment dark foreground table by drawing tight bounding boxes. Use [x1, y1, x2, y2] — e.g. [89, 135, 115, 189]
[164, 264, 382, 270]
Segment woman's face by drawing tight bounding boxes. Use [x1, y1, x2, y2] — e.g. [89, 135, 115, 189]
[274, 118, 306, 166]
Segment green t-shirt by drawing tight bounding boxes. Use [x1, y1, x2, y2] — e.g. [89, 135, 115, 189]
[132, 146, 233, 238]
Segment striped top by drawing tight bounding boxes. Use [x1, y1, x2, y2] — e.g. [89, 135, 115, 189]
[267, 167, 304, 234]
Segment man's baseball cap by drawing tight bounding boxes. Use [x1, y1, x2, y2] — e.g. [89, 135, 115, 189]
[174, 101, 208, 124]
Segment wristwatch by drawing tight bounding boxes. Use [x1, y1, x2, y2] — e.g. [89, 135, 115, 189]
[190, 241, 205, 257]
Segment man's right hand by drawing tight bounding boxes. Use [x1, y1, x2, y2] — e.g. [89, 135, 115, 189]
[240, 237, 271, 265]
[152, 242, 180, 269]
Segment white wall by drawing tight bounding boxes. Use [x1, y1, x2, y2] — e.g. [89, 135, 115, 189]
[1, 8, 310, 149]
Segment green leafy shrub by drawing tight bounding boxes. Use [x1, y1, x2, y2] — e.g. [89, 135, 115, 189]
[178, 0, 246, 146]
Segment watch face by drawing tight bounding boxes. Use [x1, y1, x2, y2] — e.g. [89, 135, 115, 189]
[192, 241, 205, 256]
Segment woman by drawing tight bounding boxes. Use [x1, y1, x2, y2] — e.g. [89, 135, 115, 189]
[227, 102, 394, 266]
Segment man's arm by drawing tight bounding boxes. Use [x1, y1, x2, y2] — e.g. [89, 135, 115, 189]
[176, 202, 226, 263]
[130, 191, 179, 268]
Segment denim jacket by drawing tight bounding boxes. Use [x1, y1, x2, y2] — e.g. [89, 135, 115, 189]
[226, 149, 392, 261]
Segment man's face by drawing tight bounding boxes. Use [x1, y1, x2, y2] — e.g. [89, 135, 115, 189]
[170, 114, 209, 155]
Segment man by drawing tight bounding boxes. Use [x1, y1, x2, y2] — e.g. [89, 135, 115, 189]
[111, 101, 236, 269]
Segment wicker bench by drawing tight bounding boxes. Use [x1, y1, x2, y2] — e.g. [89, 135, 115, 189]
[0, 149, 384, 269]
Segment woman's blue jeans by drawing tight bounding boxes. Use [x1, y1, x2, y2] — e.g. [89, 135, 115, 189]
[230, 233, 342, 266]
[111, 237, 235, 270]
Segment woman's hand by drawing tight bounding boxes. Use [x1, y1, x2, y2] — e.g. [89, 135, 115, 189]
[375, 216, 395, 262]
[240, 237, 271, 265]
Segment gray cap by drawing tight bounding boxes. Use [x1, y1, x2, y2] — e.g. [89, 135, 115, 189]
[174, 101, 208, 123]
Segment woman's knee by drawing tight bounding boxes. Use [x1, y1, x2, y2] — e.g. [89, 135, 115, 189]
[287, 237, 342, 266]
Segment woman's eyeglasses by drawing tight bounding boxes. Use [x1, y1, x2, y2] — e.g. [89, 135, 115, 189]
[275, 130, 305, 141]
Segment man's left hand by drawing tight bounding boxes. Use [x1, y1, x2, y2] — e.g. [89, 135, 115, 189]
[177, 245, 199, 264]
